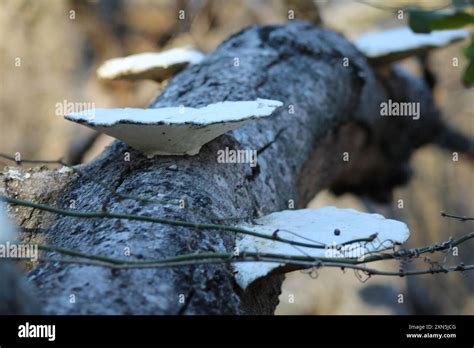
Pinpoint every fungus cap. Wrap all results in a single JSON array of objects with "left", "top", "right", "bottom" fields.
[
  {"left": 354, "top": 27, "right": 469, "bottom": 65},
  {"left": 233, "top": 207, "right": 410, "bottom": 289},
  {"left": 65, "top": 99, "right": 283, "bottom": 156},
  {"left": 97, "top": 47, "right": 205, "bottom": 81}
]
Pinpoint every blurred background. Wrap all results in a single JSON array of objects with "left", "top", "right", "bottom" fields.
[{"left": 0, "top": 0, "right": 472, "bottom": 314}]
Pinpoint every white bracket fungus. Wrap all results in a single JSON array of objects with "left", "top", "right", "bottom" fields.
[
  {"left": 354, "top": 27, "right": 469, "bottom": 65},
  {"left": 97, "top": 47, "right": 205, "bottom": 82},
  {"left": 65, "top": 99, "right": 283, "bottom": 156},
  {"left": 233, "top": 207, "right": 410, "bottom": 289}
]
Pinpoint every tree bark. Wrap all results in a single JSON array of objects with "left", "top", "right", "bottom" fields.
[{"left": 1, "top": 21, "right": 461, "bottom": 314}]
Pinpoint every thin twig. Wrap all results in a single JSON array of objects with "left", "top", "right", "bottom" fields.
[
  {"left": 34, "top": 255, "right": 474, "bottom": 278},
  {"left": 3, "top": 194, "right": 474, "bottom": 262},
  {"left": 441, "top": 211, "right": 474, "bottom": 222},
  {"left": 26, "top": 231, "right": 474, "bottom": 276},
  {"left": 1, "top": 195, "right": 357, "bottom": 250}
]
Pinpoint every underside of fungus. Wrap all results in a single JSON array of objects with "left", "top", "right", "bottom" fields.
[
  {"left": 64, "top": 99, "right": 283, "bottom": 156},
  {"left": 233, "top": 207, "right": 410, "bottom": 289}
]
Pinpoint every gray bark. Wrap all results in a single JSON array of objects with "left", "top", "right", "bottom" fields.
[{"left": 2, "top": 21, "right": 457, "bottom": 314}]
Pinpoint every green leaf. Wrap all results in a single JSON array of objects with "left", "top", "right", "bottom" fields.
[
  {"left": 463, "top": 59, "right": 474, "bottom": 86},
  {"left": 408, "top": 9, "right": 474, "bottom": 33},
  {"left": 463, "top": 40, "right": 474, "bottom": 86},
  {"left": 464, "top": 40, "right": 474, "bottom": 58}
]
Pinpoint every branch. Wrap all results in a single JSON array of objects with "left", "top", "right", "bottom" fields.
[
  {"left": 441, "top": 211, "right": 474, "bottom": 222},
  {"left": 0, "top": 195, "right": 377, "bottom": 250},
  {"left": 31, "top": 241, "right": 474, "bottom": 278},
  {"left": 5, "top": 216, "right": 471, "bottom": 280},
  {"left": 33, "top": 228, "right": 472, "bottom": 267}
]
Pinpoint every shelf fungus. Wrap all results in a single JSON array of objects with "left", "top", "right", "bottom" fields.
[
  {"left": 354, "top": 27, "right": 469, "bottom": 65},
  {"left": 97, "top": 47, "right": 205, "bottom": 82},
  {"left": 233, "top": 207, "right": 410, "bottom": 289},
  {"left": 64, "top": 99, "right": 283, "bottom": 156}
]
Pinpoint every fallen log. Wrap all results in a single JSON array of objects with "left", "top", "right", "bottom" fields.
[{"left": 2, "top": 21, "right": 470, "bottom": 314}]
